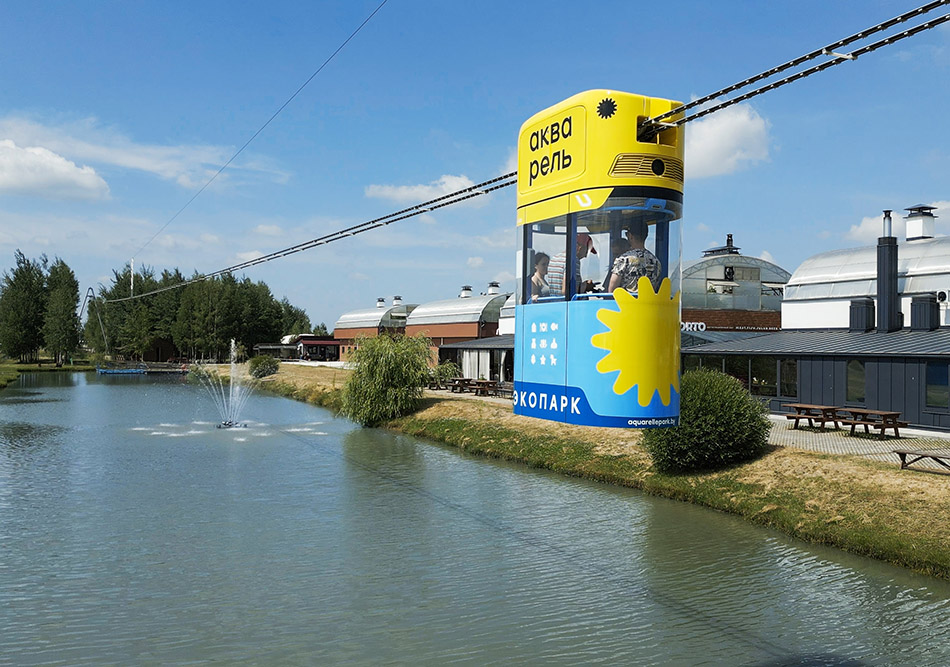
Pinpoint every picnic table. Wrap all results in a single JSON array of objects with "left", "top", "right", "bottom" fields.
[
  {"left": 837, "top": 407, "right": 907, "bottom": 440},
  {"left": 474, "top": 379, "right": 498, "bottom": 396},
  {"left": 450, "top": 378, "right": 474, "bottom": 393},
  {"left": 782, "top": 403, "right": 842, "bottom": 430}
]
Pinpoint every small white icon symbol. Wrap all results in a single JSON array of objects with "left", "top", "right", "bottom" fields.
[{"left": 575, "top": 193, "right": 592, "bottom": 207}]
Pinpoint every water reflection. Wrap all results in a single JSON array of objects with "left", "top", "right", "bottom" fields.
[{"left": 1, "top": 374, "right": 949, "bottom": 665}]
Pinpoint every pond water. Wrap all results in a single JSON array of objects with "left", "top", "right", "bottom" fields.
[{"left": 2, "top": 372, "right": 949, "bottom": 665}]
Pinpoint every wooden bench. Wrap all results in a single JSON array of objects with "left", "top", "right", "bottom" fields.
[
  {"left": 894, "top": 448, "right": 950, "bottom": 473},
  {"left": 838, "top": 418, "right": 909, "bottom": 439}
]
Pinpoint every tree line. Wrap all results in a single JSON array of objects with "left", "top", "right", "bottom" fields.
[
  {"left": 0, "top": 251, "right": 82, "bottom": 364},
  {"left": 0, "top": 251, "right": 323, "bottom": 364},
  {"left": 84, "top": 265, "right": 322, "bottom": 362}
]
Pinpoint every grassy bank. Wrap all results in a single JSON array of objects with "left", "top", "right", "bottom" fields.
[
  {"left": 0, "top": 359, "right": 97, "bottom": 389},
  {"left": 256, "top": 364, "right": 950, "bottom": 579}
]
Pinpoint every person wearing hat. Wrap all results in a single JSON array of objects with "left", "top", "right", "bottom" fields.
[{"left": 548, "top": 232, "right": 597, "bottom": 296}]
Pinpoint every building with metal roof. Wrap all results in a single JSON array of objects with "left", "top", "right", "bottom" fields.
[
  {"left": 681, "top": 207, "right": 950, "bottom": 431},
  {"left": 333, "top": 296, "right": 417, "bottom": 360},
  {"left": 405, "top": 283, "right": 511, "bottom": 379},
  {"left": 783, "top": 205, "right": 948, "bottom": 328},
  {"left": 682, "top": 234, "right": 791, "bottom": 331}
]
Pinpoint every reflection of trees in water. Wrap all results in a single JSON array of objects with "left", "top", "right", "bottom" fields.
[{"left": 15, "top": 372, "right": 80, "bottom": 389}]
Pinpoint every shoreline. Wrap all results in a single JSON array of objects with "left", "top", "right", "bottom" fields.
[{"left": 260, "top": 364, "right": 950, "bottom": 581}]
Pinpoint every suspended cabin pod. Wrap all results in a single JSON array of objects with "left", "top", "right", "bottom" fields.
[{"left": 514, "top": 90, "right": 685, "bottom": 427}]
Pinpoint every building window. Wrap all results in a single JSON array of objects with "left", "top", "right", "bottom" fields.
[
  {"left": 926, "top": 362, "right": 949, "bottom": 409},
  {"left": 846, "top": 359, "right": 866, "bottom": 403},
  {"left": 700, "top": 355, "right": 725, "bottom": 373},
  {"left": 779, "top": 358, "right": 798, "bottom": 398},
  {"left": 750, "top": 357, "right": 777, "bottom": 397},
  {"left": 724, "top": 356, "right": 749, "bottom": 389}
]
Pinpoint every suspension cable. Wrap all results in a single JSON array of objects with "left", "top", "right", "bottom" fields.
[
  {"left": 130, "top": 0, "right": 390, "bottom": 261},
  {"left": 103, "top": 172, "right": 517, "bottom": 304},
  {"left": 99, "top": 2, "right": 950, "bottom": 306},
  {"left": 639, "top": 1, "right": 950, "bottom": 139}
]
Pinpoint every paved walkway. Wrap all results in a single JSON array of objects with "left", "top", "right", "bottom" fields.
[{"left": 767, "top": 415, "right": 950, "bottom": 472}]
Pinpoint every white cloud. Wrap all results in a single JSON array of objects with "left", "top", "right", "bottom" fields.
[
  {"left": 0, "top": 115, "right": 286, "bottom": 189},
  {"left": 350, "top": 272, "right": 370, "bottom": 281},
  {"left": 365, "top": 174, "right": 482, "bottom": 205},
  {"left": 235, "top": 250, "right": 264, "bottom": 262},
  {"left": 694, "top": 222, "right": 711, "bottom": 233},
  {"left": 502, "top": 147, "right": 517, "bottom": 174},
  {"left": 254, "top": 224, "right": 283, "bottom": 236},
  {"left": 0, "top": 139, "right": 109, "bottom": 200},
  {"left": 685, "top": 103, "right": 770, "bottom": 179},
  {"left": 759, "top": 250, "right": 775, "bottom": 263},
  {"left": 845, "top": 201, "right": 950, "bottom": 243},
  {"left": 467, "top": 256, "right": 484, "bottom": 268}
]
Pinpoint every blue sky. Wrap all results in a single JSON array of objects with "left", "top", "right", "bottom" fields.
[{"left": 1, "top": 1, "right": 948, "bottom": 328}]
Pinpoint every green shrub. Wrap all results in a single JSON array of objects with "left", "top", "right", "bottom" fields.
[
  {"left": 642, "top": 368, "right": 770, "bottom": 473},
  {"left": 342, "top": 334, "right": 432, "bottom": 427},
  {"left": 434, "top": 360, "right": 461, "bottom": 384},
  {"left": 248, "top": 355, "right": 280, "bottom": 379}
]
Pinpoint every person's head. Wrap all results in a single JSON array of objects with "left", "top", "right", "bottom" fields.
[
  {"left": 624, "top": 220, "right": 649, "bottom": 248},
  {"left": 609, "top": 237, "right": 627, "bottom": 258},
  {"left": 575, "top": 233, "right": 597, "bottom": 259},
  {"left": 534, "top": 252, "right": 550, "bottom": 276}
]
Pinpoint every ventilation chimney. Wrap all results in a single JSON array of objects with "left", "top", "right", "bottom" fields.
[
  {"left": 392, "top": 295, "right": 403, "bottom": 306},
  {"left": 376, "top": 297, "right": 386, "bottom": 309},
  {"left": 849, "top": 298, "right": 875, "bottom": 332},
  {"left": 911, "top": 294, "right": 939, "bottom": 331},
  {"left": 459, "top": 285, "right": 473, "bottom": 298},
  {"left": 905, "top": 204, "right": 937, "bottom": 241},
  {"left": 877, "top": 210, "right": 902, "bottom": 332},
  {"left": 487, "top": 281, "right": 500, "bottom": 295}
]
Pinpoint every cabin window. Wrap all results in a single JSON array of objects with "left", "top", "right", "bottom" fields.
[
  {"left": 521, "top": 216, "right": 568, "bottom": 304},
  {"left": 926, "top": 361, "right": 949, "bottom": 409}
]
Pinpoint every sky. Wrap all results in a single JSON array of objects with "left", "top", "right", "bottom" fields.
[{"left": 1, "top": 0, "right": 948, "bottom": 329}]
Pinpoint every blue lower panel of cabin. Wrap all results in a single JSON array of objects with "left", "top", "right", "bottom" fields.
[
  {"left": 514, "top": 295, "right": 680, "bottom": 428},
  {"left": 513, "top": 381, "right": 679, "bottom": 427}
]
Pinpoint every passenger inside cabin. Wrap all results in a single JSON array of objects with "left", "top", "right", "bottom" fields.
[
  {"left": 548, "top": 233, "right": 596, "bottom": 296},
  {"left": 607, "top": 220, "right": 662, "bottom": 295},
  {"left": 531, "top": 252, "right": 552, "bottom": 301}
]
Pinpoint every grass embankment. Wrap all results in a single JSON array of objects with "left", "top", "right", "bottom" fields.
[
  {"left": 0, "top": 359, "right": 97, "bottom": 389},
  {"left": 262, "top": 364, "right": 950, "bottom": 580}
]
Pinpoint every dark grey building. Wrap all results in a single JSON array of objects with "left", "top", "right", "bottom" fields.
[{"left": 683, "top": 328, "right": 950, "bottom": 431}]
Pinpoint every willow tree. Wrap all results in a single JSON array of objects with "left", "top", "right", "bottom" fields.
[{"left": 342, "top": 334, "right": 433, "bottom": 427}]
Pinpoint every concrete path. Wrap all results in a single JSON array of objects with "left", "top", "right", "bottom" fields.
[{"left": 768, "top": 415, "right": 950, "bottom": 473}]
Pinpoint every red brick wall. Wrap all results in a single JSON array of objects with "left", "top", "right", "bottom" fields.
[{"left": 681, "top": 309, "right": 781, "bottom": 331}]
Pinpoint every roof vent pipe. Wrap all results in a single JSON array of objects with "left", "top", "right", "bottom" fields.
[
  {"left": 487, "top": 281, "right": 500, "bottom": 295},
  {"left": 392, "top": 295, "right": 403, "bottom": 306},
  {"left": 459, "top": 285, "right": 473, "bottom": 298},
  {"left": 376, "top": 297, "right": 386, "bottom": 309},
  {"left": 877, "top": 210, "right": 901, "bottom": 332}
]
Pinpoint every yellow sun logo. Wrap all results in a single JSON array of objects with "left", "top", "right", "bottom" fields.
[{"left": 591, "top": 277, "right": 681, "bottom": 407}]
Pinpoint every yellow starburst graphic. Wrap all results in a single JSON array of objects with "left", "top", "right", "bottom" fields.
[{"left": 591, "top": 277, "right": 681, "bottom": 407}]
